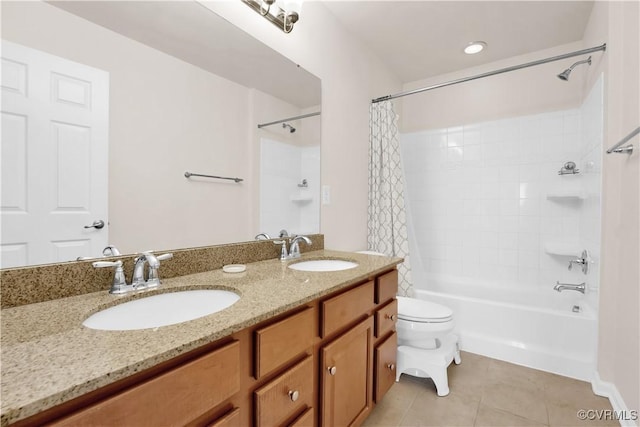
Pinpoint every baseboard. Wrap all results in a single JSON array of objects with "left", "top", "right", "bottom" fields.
[{"left": 592, "top": 371, "right": 638, "bottom": 427}]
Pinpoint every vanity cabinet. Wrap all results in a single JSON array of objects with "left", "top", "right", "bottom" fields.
[
  {"left": 320, "top": 317, "right": 374, "bottom": 427},
  {"left": 14, "top": 268, "right": 399, "bottom": 427},
  {"left": 50, "top": 341, "right": 241, "bottom": 427}
]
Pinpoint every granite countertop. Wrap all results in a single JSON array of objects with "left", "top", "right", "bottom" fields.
[{"left": 0, "top": 250, "right": 401, "bottom": 426}]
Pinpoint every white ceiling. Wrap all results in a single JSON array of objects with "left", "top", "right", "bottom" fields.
[
  {"left": 321, "top": 1, "right": 595, "bottom": 83},
  {"left": 48, "top": 1, "right": 595, "bottom": 104},
  {"left": 49, "top": 1, "right": 321, "bottom": 108}
]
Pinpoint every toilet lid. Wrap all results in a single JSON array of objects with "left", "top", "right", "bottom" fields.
[{"left": 397, "top": 296, "right": 453, "bottom": 323}]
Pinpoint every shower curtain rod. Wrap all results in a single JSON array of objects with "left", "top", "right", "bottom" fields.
[
  {"left": 371, "top": 43, "right": 607, "bottom": 104},
  {"left": 257, "top": 111, "right": 321, "bottom": 128}
]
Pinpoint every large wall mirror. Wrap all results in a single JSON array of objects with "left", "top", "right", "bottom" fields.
[{"left": 1, "top": 1, "right": 321, "bottom": 268}]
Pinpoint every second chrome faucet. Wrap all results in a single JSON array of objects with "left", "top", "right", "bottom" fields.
[{"left": 274, "top": 235, "right": 312, "bottom": 261}]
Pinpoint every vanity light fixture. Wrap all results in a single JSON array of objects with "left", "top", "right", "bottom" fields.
[
  {"left": 464, "top": 41, "right": 487, "bottom": 55},
  {"left": 242, "top": 0, "right": 303, "bottom": 33}
]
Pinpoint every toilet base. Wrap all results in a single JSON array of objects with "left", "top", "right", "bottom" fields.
[{"left": 396, "top": 334, "right": 461, "bottom": 397}]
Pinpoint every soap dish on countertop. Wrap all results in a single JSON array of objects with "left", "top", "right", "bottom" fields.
[{"left": 223, "top": 264, "right": 246, "bottom": 273}]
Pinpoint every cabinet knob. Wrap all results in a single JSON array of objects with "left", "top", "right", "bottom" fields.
[
  {"left": 385, "top": 313, "right": 397, "bottom": 321},
  {"left": 387, "top": 363, "right": 395, "bottom": 371},
  {"left": 288, "top": 390, "right": 299, "bottom": 402},
  {"left": 327, "top": 366, "right": 337, "bottom": 376}
]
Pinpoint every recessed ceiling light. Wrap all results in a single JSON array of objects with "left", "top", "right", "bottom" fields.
[{"left": 464, "top": 41, "right": 487, "bottom": 55}]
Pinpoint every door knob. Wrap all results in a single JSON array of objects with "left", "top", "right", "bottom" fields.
[
  {"left": 84, "top": 220, "right": 105, "bottom": 229},
  {"left": 327, "top": 366, "right": 337, "bottom": 376}
]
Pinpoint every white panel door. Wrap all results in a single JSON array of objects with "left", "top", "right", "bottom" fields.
[{"left": 1, "top": 40, "right": 109, "bottom": 268}]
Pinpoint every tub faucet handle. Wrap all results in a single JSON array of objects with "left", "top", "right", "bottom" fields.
[{"left": 568, "top": 250, "right": 590, "bottom": 274}]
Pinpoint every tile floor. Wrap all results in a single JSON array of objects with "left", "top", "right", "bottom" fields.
[{"left": 363, "top": 351, "right": 618, "bottom": 427}]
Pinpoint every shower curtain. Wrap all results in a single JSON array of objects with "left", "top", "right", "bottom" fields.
[{"left": 368, "top": 101, "right": 413, "bottom": 296}]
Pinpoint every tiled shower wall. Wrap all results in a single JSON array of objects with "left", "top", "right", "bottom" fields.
[
  {"left": 401, "top": 76, "right": 603, "bottom": 291},
  {"left": 260, "top": 138, "right": 320, "bottom": 237}
]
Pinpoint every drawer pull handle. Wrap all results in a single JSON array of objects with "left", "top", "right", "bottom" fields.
[
  {"left": 387, "top": 363, "right": 395, "bottom": 371},
  {"left": 385, "top": 313, "right": 397, "bottom": 321},
  {"left": 327, "top": 366, "right": 337, "bottom": 376},
  {"left": 288, "top": 390, "right": 300, "bottom": 402}
]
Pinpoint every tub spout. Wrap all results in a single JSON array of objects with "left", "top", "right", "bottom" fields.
[{"left": 554, "top": 281, "right": 586, "bottom": 294}]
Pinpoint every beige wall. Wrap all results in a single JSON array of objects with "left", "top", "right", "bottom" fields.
[
  {"left": 585, "top": 0, "right": 640, "bottom": 413},
  {"left": 201, "top": 2, "right": 402, "bottom": 251},
  {"left": 399, "top": 42, "right": 584, "bottom": 132}
]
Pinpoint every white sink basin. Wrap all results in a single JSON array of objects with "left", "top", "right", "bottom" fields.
[
  {"left": 83, "top": 289, "right": 240, "bottom": 331},
  {"left": 288, "top": 259, "right": 358, "bottom": 272}
]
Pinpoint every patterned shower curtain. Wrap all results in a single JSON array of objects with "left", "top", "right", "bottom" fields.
[{"left": 368, "top": 101, "right": 413, "bottom": 296}]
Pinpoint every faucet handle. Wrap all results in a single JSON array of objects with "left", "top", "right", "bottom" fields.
[
  {"left": 274, "top": 240, "right": 289, "bottom": 261},
  {"left": 147, "top": 253, "right": 173, "bottom": 288},
  {"left": 93, "top": 260, "right": 130, "bottom": 294},
  {"left": 568, "top": 249, "right": 590, "bottom": 274},
  {"left": 156, "top": 253, "right": 173, "bottom": 262}
]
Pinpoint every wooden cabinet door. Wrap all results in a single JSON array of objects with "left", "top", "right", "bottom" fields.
[
  {"left": 320, "top": 317, "right": 373, "bottom": 427},
  {"left": 374, "top": 332, "right": 397, "bottom": 402}
]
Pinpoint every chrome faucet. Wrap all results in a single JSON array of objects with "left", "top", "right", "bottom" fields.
[
  {"left": 273, "top": 235, "right": 312, "bottom": 261},
  {"left": 93, "top": 251, "right": 173, "bottom": 294},
  {"left": 289, "top": 235, "right": 312, "bottom": 258},
  {"left": 553, "top": 281, "right": 586, "bottom": 294},
  {"left": 132, "top": 252, "right": 173, "bottom": 289},
  {"left": 279, "top": 229, "right": 290, "bottom": 238},
  {"left": 255, "top": 233, "right": 272, "bottom": 240},
  {"left": 102, "top": 245, "right": 121, "bottom": 256}
]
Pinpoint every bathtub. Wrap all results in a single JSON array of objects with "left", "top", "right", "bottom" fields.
[{"left": 414, "top": 278, "right": 598, "bottom": 381}]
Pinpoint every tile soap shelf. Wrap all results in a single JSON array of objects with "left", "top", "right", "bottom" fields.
[
  {"left": 544, "top": 241, "right": 582, "bottom": 257},
  {"left": 546, "top": 190, "right": 586, "bottom": 200}
]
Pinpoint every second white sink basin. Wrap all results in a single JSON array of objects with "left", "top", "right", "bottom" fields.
[
  {"left": 288, "top": 259, "right": 358, "bottom": 272},
  {"left": 83, "top": 289, "right": 240, "bottom": 331}
]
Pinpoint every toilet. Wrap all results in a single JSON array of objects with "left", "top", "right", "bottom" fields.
[
  {"left": 395, "top": 296, "right": 461, "bottom": 396},
  {"left": 357, "top": 250, "right": 461, "bottom": 396}
]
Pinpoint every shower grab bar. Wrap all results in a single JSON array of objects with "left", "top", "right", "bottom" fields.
[
  {"left": 184, "top": 171, "right": 243, "bottom": 183},
  {"left": 606, "top": 126, "right": 639, "bottom": 155}
]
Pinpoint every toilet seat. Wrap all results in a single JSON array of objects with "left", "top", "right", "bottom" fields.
[{"left": 397, "top": 296, "right": 453, "bottom": 323}]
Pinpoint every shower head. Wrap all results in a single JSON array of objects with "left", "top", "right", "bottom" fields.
[
  {"left": 557, "top": 56, "right": 592, "bottom": 81},
  {"left": 282, "top": 122, "right": 296, "bottom": 133}
]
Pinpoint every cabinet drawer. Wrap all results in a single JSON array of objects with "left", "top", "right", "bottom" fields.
[
  {"left": 255, "top": 307, "right": 315, "bottom": 379},
  {"left": 52, "top": 341, "right": 240, "bottom": 427},
  {"left": 375, "top": 298, "right": 397, "bottom": 338},
  {"left": 375, "top": 332, "right": 397, "bottom": 402},
  {"left": 254, "top": 356, "right": 314, "bottom": 427},
  {"left": 322, "top": 281, "right": 374, "bottom": 337},
  {"left": 207, "top": 407, "right": 240, "bottom": 427},
  {"left": 289, "top": 407, "right": 314, "bottom": 427},
  {"left": 376, "top": 270, "right": 398, "bottom": 304}
]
